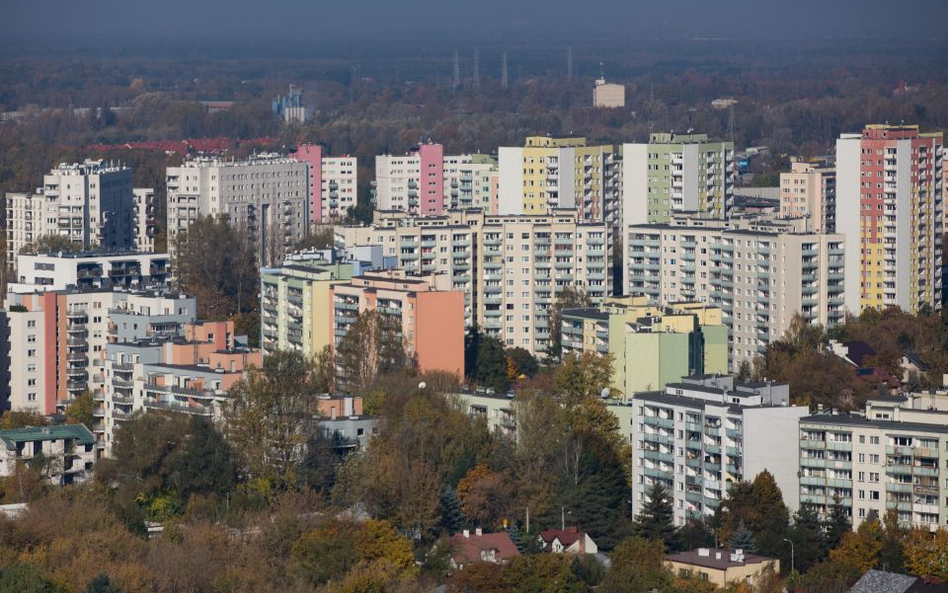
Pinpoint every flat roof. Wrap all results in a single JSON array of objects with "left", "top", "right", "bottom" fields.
[
  {"left": 0, "top": 424, "right": 95, "bottom": 449},
  {"left": 666, "top": 549, "right": 774, "bottom": 570},
  {"left": 802, "top": 413, "right": 948, "bottom": 435}
]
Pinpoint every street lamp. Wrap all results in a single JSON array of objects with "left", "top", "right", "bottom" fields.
[{"left": 783, "top": 538, "right": 794, "bottom": 573}]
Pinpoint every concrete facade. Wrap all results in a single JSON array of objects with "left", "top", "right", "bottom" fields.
[
  {"left": 166, "top": 154, "right": 309, "bottom": 266},
  {"left": 779, "top": 159, "right": 836, "bottom": 232},
  {"left": 9, "top": 252, "right": 170, "bottom": 294},
  {"left": 624, "top": 215, "right": 845, "bottom": 368},
  {"left": 294, "top": 144, "right": 358, "bottom": 223},
  {"left": 836, "top": 124, "right": 943, "bottom": 313}
]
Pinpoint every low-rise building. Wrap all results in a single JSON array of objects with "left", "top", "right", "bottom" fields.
[
  {"left": 620, "top": 375, "right": 807, "bottom": 525},
  {"left": 538, "top": 527, "right": 598, "bottom": 554},
  {"left": 562, "top": 296, "right": 728, "bottom": 395},
  {"left": 9, "top": 252, "right": 170, "bottom": 294},
  {"left": 665, "top": 548, "right": 778, "bottom": 587},
  {"left": 0, "top": 424, "right": 96, "bottom": 485},
  {"left": 450, "top": 529, "right": 520, "bottom": 568}
]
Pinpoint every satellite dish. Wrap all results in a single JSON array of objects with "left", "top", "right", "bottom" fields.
[
  {"left": 600, "top": 388, "right": 611, "bottom": 399},
  {"left": 418, "top": 382, "right": 427, "bottom": 390}
]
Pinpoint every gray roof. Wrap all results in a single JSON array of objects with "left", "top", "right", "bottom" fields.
[{"left": 849, "top": 570, "right": 918, "bottom": 593}]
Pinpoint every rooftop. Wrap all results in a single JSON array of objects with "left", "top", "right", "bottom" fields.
[
  {"left": 0, "top": 424, "right": 95, "bottom": 449},
  {"left": 666, "top": 548, "right": 774, "bottom": 570}
]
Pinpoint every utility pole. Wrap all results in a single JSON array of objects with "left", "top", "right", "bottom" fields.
[
  {"left": 501, "top": 52, "right": 509, "bottom": 89},
  {"left": 453, "top": 51, "right": 460, "bottom": 91},
  {"left": 727, "top": 103, "right": 736, "bottom": 145},
  {"left": 783, "top": 538, "right": 795, "bottom": 573}
]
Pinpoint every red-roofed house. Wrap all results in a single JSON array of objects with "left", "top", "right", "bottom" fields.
[
  {"left": 450, "top": 529, "right": 520, "bottom": 569},
  {"left": 538, "top": 527, "right": 598, "bottom": 555}
]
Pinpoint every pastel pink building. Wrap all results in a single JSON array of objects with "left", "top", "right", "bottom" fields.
[
  {"left": 330, "top": 271, "right": 464, "bottom": 377},
  {"left": 294, "top": 144, "right": 359, "bottom": 224},
  {"left": 418, "top": 143, "right": 444, "bottom": 216}
]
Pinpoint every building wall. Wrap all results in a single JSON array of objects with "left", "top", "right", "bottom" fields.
[
  {"left": 415, "top": 291, "right": 464, "bottom": 377},
  {"left": 166, "top": 155, "right": 309, "bottom": 266}
]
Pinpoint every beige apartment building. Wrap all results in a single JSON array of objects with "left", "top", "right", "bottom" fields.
[
  {"left": 625, "top": 214, "right": 845, "bottom": 367},
  {"left": 800, "top": 395, "right": 948, "bottom": 530},
  {"left": 166, "top": 154, "right": 309, "bottom": 266},
  {"left": 779, "top": 159, "right": 836, "bottom": 232},
  {"left": 335, "top": 209, "right": 610, "bottom": 355},
  {"left": 6, "top": 160, "right": 148, "bottom": 270}
]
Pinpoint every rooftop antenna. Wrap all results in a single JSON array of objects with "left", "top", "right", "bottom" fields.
[
  {"left": 453, "top": 51, "right": 460, "bottom": 91},
  {"left": 473, "top": 48, "right": 480, "bottom": 88},
  {"left": 648, "top": 83, "right": 655, "bottom": 133},
  {"left": 501, "top": 52, "right": 509, "bottom": 89},
  {"left": 567, "top": 46, "right": 573, "bottom": 79},
  {"left": 599, "top": 61, "right": 605, "bottom": 79}
]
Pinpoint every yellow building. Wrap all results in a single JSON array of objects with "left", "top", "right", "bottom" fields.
[
  {"left": 665, "top": 549, "right": 779, "bottom": 588},
  {"left": 561, "top": 297, "right": 728, "bottom": 396},
  {"left": 498, "top": 136, "right": 619, "bottom": 229}
]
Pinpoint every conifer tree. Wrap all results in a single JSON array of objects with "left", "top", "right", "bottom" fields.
[
  {"left": 728, "top": 520, "right": 756, "bottom": 552},
  {"left": 632, "top": 483, "right": 676, "bottom": 549}
]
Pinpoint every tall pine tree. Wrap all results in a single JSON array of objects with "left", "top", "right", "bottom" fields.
[
  {"left": 632, "top": 483, "right": 676, "bottom": 550},
  {"left": 824, "top": 492, "right": 851, "bottom": 551}
]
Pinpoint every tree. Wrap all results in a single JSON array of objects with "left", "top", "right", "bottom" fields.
[
  {"left": 336, "top": 310, "right": 409, "bottom": 393},
  {"left": 677, "top": 517, "right": 715, "bottom": 551},
  {"left": 903, "top": 528, "right": 948, "bottom": 581},
  {"left": 226, "top": 350, "right": 321, "bottom": 489},
  {"left": 504, "top": 554, "right": 586, "bottom": 593},
  {"left": 167, "top": 415, "right": 237, "bottom": 501},
  {"left": 824, "top": 492, "right": 851, "bottom": 551},
  {"left": 728, "top": 521, "right": 756, "bottom": 552},
  {"left": 547, "top": 287, "right": 591, "bottom": 362},
  {"left": 599, "top": 537, "right": 672, "bottom": 593},
  {"left": 0, "top": 564, "right": 53, "bottom": 593},
  {"left": 298, "top": 430, "right": 350, "bottom": 495},
  {"left": 829, "top": 518, "right": 882, "bottom": 574},
  {"left": 455, "top": 464, "right": 515, "bottom": 529},
  {"left": 506, "top": 347, "right": 539, "bottom": 380},
  {"left": 475, "top": 334, "right": 510, "bottom": 392},
  {"left": 555, "top": 352, "right": 614, "bottom": 401},
  {"left": 173, "top": 215, "right": 259, "bottom": 342},
  {"left": 787, "top": 503, "right": 828, "bottom": 573},
  {"left": 20, "top": 233, "right": 82, "bottom": 255},
  {"left": 439, "top": 487, "right": 468, "bottom": 534},
  {"left": 64, "top": 390, "right": 94, "bottom": 427},
  {"left": 632, "top": 483, "right": 677, "bottom": 549},
  {"left": 0, "top": 410, "right": 47, "bottom": 429},
  {"left": 84, "top": 574, "right": 121, "bottom": 593}
]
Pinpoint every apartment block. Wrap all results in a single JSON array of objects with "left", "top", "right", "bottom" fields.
[
  {"left": 375, "top": 145, "right": 498, "bottom": 215},
  {"left": 9, "top": 252, "right": 170, "bottom": 294},
  {"left": 101, "top": 319, "right": 258, "bottom": 454},
  {"left": 443, "top": 154, "right": 499, "bottom": 212},
  {"left": 260, "top": 261, "right": 355, "bottom": 357},
  {"left": 498, "top": 136, "right": 620, "bottom": 231},
  {"left": 616, "top": 375, "right": 807, "bottom": 525},
  {"left": 5, "top": 160, "right": 150, "bottom": 269},
  {"left": 0, "top": 424, "right": 96, "bottom": 485},
  {"left": 800, "top": 397, "right": 948, "bottom": 529},
  {"left": 836, "top": 124, "right": 944, "bottom": 313},
  {"left": 779, "top": 159, "right": 836, "bottom": 232},
  {"left": 331, "top": 271, "right": 464, "bottom": 377},
  {"left": 294, "top": 144, "right": 358, "bottom": 223},
  {"left": 625, "top": 215, "right": 845, "bottom": 367},
  {"left": 132, "top": 188, "right": 158, "bottom": 251},
  {"left": 166, "top": 154, "right": 309, "bottom": 265},
  {"left": 622, "top": 133, "right": 735, "bottom": 227},
  {"left": 374, "top": 143, "right": 445, "bottom": 215},
  {"left": 562, "top": 296, "right": 728, "bottom": 396},
  {"left": 336, "top": 209, "right": 611, "bottom": 355},
  {"left": 5, "top": 289, "right": 196, "bottom": 417}
]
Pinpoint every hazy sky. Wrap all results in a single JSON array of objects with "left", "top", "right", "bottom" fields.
[{"left": 4, "top": 0, "right": 947, "bottom": 44}]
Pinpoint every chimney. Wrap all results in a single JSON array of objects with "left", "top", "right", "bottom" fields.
[
  {"left": 715, "top": 552, "right": 722, "bottom": 560},
  {"left": 462, "top": 529, "right": 470, "bottom": 538},
  {"left": 475, "top": 527, "right": 483, "bottom": 536},
  {"left": 698, "top": 548, "right": 710, "bottom": 557}
]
